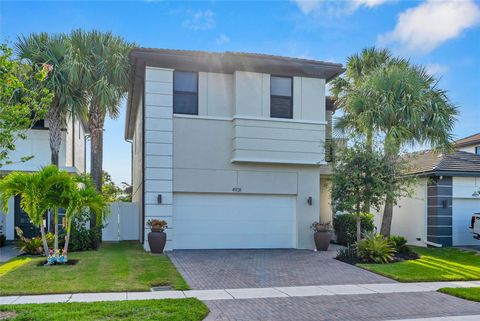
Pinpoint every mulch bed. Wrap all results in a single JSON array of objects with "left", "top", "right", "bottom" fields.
[
  {"left": 37, "top": 259, "right": 79, "bottom": 266},
  {"left": 336, "top": 251, "right": 419, "bottom": 265}
]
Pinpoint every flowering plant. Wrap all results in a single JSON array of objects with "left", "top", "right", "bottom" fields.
[
  {"left": 310, "top": 221, "right": 333, "bottom": 233},
  {"left": 147, "top": 219, "right": 168, "bottom": 232}
]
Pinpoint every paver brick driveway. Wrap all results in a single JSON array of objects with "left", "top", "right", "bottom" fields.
[{"left": 168, "top": 247, "right": 393, "bottom": 289}]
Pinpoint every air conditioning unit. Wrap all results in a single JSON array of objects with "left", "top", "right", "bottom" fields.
[{"left": 471, "top": 214, "right": 480, "bottom": 240}]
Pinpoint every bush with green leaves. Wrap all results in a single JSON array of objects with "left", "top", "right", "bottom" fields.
[
  {"left": 336, "top": 244, "right": 357, "bottom": 259},
  {"left": 333, "top": 213, "right": 374, "bottom": 246},
  {"left": 15, "top": 227, "right": 55, "bottom": 255},
  {"left": 61, "top": 210, "right": 102, "bottom": 252},
  {"left": 389, "top": 235, "right": 410, "bottom": 254},
  {"left": 357, "top": 232, "right": 396, "bottom": 264}
]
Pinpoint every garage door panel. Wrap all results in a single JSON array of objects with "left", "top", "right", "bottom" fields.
[
  {"left": 174, "top": 206, "right": 294, "bottom": 221},
  {"left": 173, "top": 193, "right": 296, "bottom": 249},
  {"left": 453, "top": 198, "right": 480, "bottom": 246},
  {"left": 174, "top": 233, "right": 294, "bottom": 249}
]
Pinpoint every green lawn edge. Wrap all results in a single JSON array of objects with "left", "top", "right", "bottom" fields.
[
  {"left": 0, "top": 242, "right": 189, "bottom": 295},
  {"left": 0, "top": 298, "right": 209, "bottom": 321},
  {"left": 356, "top": 247, "right": 480, "bottom": 283},
  {"left": 438, "top": 287, "right": 480, "bottom": 302}
]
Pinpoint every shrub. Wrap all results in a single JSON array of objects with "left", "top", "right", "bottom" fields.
[
  {"left": 389, "top": 235, "right": 410, "bottom": 253},
  {"left": 357, "top": 233, "right": 395, "bottom": 264},
  {"left": 15, "top": 227, "right": 54, "bottom": 255},
  {"left": 336, "top": 244, "right": 357, "bottom": 259},
  {"left": 333, "top": 213, "right": 374, "bottom": 246},
  {"left": 0, "top": 234, "right": 5, "bottom": 247},
  {"left": 63, "top": 210, "right": 101, "bottom": 252}
]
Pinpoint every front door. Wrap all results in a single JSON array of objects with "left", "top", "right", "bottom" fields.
[{"left": 14, "top": 195, "right": 40, "bottom": 238}]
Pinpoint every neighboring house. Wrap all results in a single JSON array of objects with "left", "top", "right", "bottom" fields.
[
  {"left": 125, "top": 48, "right": 344, "bottom": 251},
  {"left": 376, "top": 134, "right": 480, "bottom": 247},
  {"left": 455, "top": 133, "right": 480, "bottom": 155},
  {"left": 0, "top": 117, "right": 88, "bottom": 241}
]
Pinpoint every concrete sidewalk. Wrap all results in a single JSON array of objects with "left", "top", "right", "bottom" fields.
[{"left": 0, "top": 281, "right": 479, "bottom": 305}]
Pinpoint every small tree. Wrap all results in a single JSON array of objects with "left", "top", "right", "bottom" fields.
[
  {"left": 63, "top": 175, "right": 108, "bottom": 258},
  {"left": 0, "top": 166, "right": 107, "bottom": 264},
  {"left": 0, "top": 44, "right": 52, "bottom": 167},
  {"left": 331, "top": 142, "right": 391, "bottom": 246}
]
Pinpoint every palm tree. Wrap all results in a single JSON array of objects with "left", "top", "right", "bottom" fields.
[
  {"left": 0, "top": 166, "right": 72, "bottom": 258},
  {"left": 63, "top": 175, "right": 108, "bottom": 257},
  {"left": 331, "top": 47, "right": 408, "bottom": 149},
  {"left": 69, "top": 30, "right": 133, "bottom": 236},
  {"left": 69, "top": 30, "right": 133, "bottom": 190},
  {"left": 15, "top": 33, "right": 85, "bottom": 166},
  {"left": 358, "top": 63, "right": 457, "bottom": 236}
]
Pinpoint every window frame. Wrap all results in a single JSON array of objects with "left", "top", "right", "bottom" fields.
[
  {"left": 173, "top": 70, "right": 199, "bottom": 115},
  {"left": 270, "top": 75, "right": 293, "bottom": 119},
  {"left": 475, "top": 146, "right": 480, "bottom": 155}
]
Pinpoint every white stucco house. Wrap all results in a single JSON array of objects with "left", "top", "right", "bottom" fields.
[
  {"left": 375, "top": 133, "right": 480, "bottom": 247},
  {"left": 0, "top": 117, "right": 88, "bottom": 240},
  {"left": 125, "top": 48, "right": 344, "bottom": 251}
]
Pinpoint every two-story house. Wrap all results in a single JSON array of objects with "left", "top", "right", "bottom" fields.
[
  {"left": 0, "top": 117, "right": 87, "bottom": 240},
  {"left": 125, "top": 48, "right": 344, "bottom": 251}
]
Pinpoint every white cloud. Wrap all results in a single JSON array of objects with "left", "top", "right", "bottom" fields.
[
  {"left": 293, "top": 0, "right": 388, "bottom": 15},
  {"left": 351, "top": 0, "right": 389, "bottom": 9},
  {"left": 182, "top": 9, "right": 215, "bottom": 31},
  {"left": 215, "top": 33, "right": 230, "bottom": 45},
  {"left": 425, "top": 63, "right": 449, "bottom": 76},
  {"left": 378, "top": 0, "right": 480, "bottom": 53},
  {"left": 294, "top": 0, "right": 322, "bottom": 14}
]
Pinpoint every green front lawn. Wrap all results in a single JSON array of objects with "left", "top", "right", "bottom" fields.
[
  {"left": 0, "top": 242, "right": 188, "bottom": 295},
  {"left": 358, "top": 247, "right": 480, "bottom": 282},
  {"left": 439, "top": 287, "right": 480, "bottom": 302},
  {"left": 0, "top": 298, "right": 208, "bottom": 321}
]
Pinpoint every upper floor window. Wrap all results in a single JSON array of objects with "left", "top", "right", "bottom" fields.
[
  {"left": 476, "top": 146, "right": 480, "bottom": 155},
  {"left": 270, "top": 76, "right": 293, "bottom": 119},
  {"left": 173, "top": 71, "right": 198, "bottom": 115}
]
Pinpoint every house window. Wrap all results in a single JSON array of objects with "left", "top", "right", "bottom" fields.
[
  {"left": 476, "top": 146, "right": 480, "bottom": 155},
  {"left": 173, "top": 71, "right": 198, "bottom": 115},
  {"left": 270, "top": 76, "right": 293, "bottom": 119}
]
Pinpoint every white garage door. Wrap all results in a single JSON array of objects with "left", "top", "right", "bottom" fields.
[
  {"left": 173, "top": 193, "right": 296, "bottom": 249},
  {"left": 453, "top": 198, "right": 480, "bottom": 246}
]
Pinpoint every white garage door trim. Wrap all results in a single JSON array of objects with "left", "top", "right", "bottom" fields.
[
  {"left": 452, "top": 198, "right": 480, "bottom": 246},
  {"left": 173, "top": 193, "right": 297, "bottom": 249}
]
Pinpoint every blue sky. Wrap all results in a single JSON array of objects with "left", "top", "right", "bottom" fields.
[{"left": 1, "top": 0, "right": 479, "bottom": 185}]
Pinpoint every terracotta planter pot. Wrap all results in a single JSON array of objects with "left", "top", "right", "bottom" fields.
[
  {"left": 314, "top": 231, "right": 331, "bottom": 251},
  {"left": 148, "top": 230, "right": 166, "bottom": 254}
]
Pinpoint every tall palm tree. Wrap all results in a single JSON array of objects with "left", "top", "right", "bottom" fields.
[
  {"left": 69, "top": 30, "right": 133, "bottom": 190},
  {"left": 331, "top": 47, "right": 409, "bottom": 213},
  {"left": 358, "top": 63, "right": 457, "bottom": 236},
  {"left": 15, "top": 33, "right": 85, "bottom": 166},
  {"left": 69, "top": 30, "right": 133, "bottom": 236}
]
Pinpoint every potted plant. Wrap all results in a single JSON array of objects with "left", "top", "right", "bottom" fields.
[
  {"left": 310, "top": 221, "right": 333, "bottom": 251},
  {"left": 147, "top": 219, "right": 168, "bottom": 254}
]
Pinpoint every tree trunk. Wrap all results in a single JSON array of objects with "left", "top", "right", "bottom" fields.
[
  {"left": 39, "top": 223, "right": 50, "bottom": 259},
  {"left": 88, "top": 103, "right": 105, "bottom": 247},
  {"left": 63, "top": 218, "right": 72, "bottom": 259},
  {"left": 54, "top": 208, "right": 59, "bottom": 253},
  {"left": 356, "top": 202, "right": 362, "bottom": 244},
  {"left": 380, "top": 195, "right": 394, "bottom": 237},
  {"left": 46, "top": 104, "right": 62, "bottom": 166}
]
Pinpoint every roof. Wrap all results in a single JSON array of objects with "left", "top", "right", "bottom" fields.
[
  {"left": 454, "top": 133, "right": 480, "bottom": 148},
  {"left": 406, "top": 150, "right": 480, "bottom": 176},
  {"left": 125, "top": 48, "right": 345, "bottom": 139}
]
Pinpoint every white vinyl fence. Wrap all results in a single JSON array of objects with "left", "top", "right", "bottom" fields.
[{"left": 102, "top": 202, "right": 140, "bottom": 241}]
